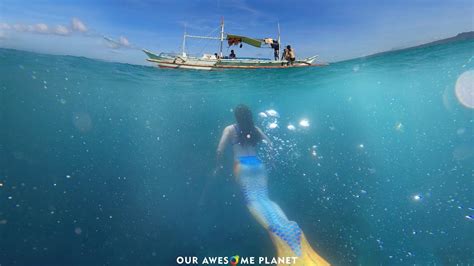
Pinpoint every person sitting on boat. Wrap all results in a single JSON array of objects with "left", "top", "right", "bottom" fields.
[
  {"left": 229, "top": 50, "right": 236, "bottom": 59},
  {"left": 214, "top": 53, "right": 220, "bottom": 60},
  {"left": 286, "top": 45, "right": 296, "bottom": 65}
]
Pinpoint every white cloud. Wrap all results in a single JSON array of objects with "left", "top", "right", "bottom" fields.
[
  {"left": 11, "top": 23, "right": 48, "bottom": 34},
  {"left": 0, "top": 23, "right": 11, "bottom": 30},
  {"left": 35, "top": 23, "right": 49, "bottom": 33},
  {"left": 55, "top": 25, "right": 70, "bottom": 35},
  {"left": 0, "top": 31, "right": 7, "bottom": 40},
  {"left": 104, "top": 35, "right": 132, "bottom": 49},
  {"left": 103, "top": 36, "right": 119, "bottom": 48},
  {"left": 105, "top": 40, "right": 119, "bottom": 49},
  {"left": 6, "top": 21, "right": 73, "bottom": 36},
  {"left": 13, "top": 24, "right": 27, "bottom": 32},
  {"left": 72, "top": 18, "right": 87, "bottom": 32},
  {"left": 119, "top": 36, "right": 130, "bottom": 47},
  {"left": 4, "top": 19, "right": 85, "bottom": 35}
]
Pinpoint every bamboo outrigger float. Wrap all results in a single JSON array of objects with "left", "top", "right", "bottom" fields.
[{"left": 143, "top": 19, "right": 327, "bottom": 70}]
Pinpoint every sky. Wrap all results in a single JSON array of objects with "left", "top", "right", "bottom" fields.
[{"left": 0, "top": 0, "right": 472, "bottom": 65}]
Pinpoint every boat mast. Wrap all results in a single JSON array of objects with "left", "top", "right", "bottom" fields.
[
  {"left": 179, "top": 19, "right": 225, "bottom": 57},
  {"left": 219, "top": 17, "right": 224, "bottom": 58},
  {"left": 182, "top": 25, "right": 187, "bottom": 57},
  {"left": 277, "top": 22, "right": 281, "bottom": 45},
  {"left": 277, "top": 22, "right": 281, "bottom": 59}
]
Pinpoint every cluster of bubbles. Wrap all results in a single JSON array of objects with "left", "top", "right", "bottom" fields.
[
  {"left": 256, "top": 108, "right": 316, "bottom": 171},
  {"left": 258, "top": 109, "right": 310, "bottom": 132}
]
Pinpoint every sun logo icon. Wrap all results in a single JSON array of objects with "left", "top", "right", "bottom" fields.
[{"left": 229, "top": 255, "right": 240, "bottom": 266}]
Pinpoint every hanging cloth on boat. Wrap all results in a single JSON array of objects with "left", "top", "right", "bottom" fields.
[
  {"left": 227, "top": 37, "right": 242, "bottom": 46},
  {"left": 227, "top": 34, "right": 264, "bottom": 48}
]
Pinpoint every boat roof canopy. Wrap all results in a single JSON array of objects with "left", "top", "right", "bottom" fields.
[{"left": 226, "top": 34, "right": 265, "bottom": 48}]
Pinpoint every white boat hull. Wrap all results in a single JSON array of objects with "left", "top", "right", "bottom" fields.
[{"left": 143, "top": 50, "right": 326, "bottom": 70}]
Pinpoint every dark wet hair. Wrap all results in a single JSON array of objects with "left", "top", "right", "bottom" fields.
[
  {"left": 287, "top": 45, "right": 291, "bottom": 49},
  {"left": 234, "top": 104, "right": 262, "bottom": 146}
]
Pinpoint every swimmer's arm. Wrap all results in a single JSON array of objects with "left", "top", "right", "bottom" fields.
[
  {"left": 214, "top": 126, "right": 231, "bottom": 175},
  {"left": 257, "top": 127, "right": 272, "bottom": 146},
  {"left": 217, "top": 126, "right": 231, "bottom": 155}
]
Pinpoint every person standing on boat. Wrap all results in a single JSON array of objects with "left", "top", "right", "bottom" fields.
[
  {"left": 213, "top": 104, "right": 330, "bottom": 266},
  {"left": 229, "top": 50, "right": 236, "bottom": 59},
  {"left": 271, "top": 40, "right": 280, "bottom": 61}
]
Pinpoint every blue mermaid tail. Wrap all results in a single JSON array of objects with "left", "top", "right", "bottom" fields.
[{"left": 234, "top": 156, "right": 330, "bottom": 266}]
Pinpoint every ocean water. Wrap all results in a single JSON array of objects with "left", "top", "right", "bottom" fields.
[{"left": 0, "top": 39, "right": 473, "bottom": 266}]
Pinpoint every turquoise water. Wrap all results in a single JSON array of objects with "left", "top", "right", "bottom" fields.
[{"left": 0, "top": 39, "right": 473, "bottom": 265}]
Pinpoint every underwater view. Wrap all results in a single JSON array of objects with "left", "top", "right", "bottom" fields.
[{"left": 1, "top": 37, "right": 473, "bottom": 265}]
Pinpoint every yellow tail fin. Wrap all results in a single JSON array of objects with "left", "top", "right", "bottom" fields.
[{"left": 268, "top": 231, "right": 330, "bottom": 266}]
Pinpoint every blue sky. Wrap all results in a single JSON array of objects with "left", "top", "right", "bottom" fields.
[{"left": 0, "top": 0, "right": 472, "bottom": 65}]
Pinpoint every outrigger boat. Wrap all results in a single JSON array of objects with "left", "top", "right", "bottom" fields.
[{"left": 143, "top": 19, "right": 327, "bottom": 70}]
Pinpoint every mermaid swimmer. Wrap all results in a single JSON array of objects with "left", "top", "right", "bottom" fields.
[{"left": 214, "top": 104, "right": 330, "bottom": 266}]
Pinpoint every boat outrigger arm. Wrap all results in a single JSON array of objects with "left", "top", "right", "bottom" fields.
[{"left": 143, "top": 18, "right": 328, "bottom": 70}]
